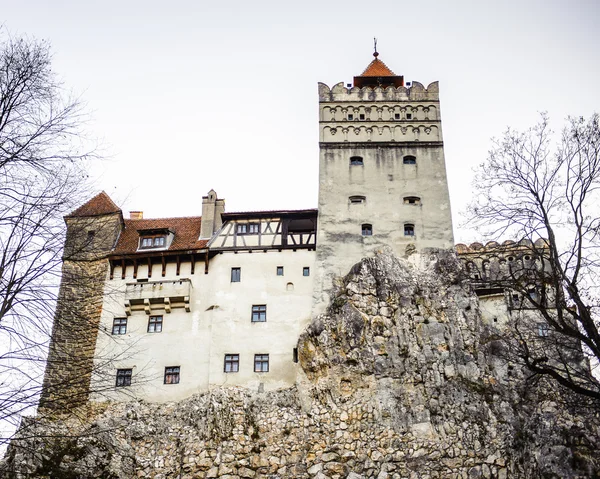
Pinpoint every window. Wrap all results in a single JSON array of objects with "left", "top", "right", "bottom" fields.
[
  {"left": 303, "top": 267, "right": 310, "bottom": 276},
  {"left": 359, "top": 113, "right": 365, "bottom": 120},
  {"left": 362, "top": 224, "right": 373, "bottom": 236},
  {"left": 224, "top": 354, "right": 239, "bottom": 373},
  {"left": 347, "top": 113, "right": 354, "bottom": 120},
  {"left": 140, "top": 234, "right": 167, "bottom": 249},
  {"left": 350, "top": 156, "right": 364, "bottom": 166},
  {"left": 112, "top": 318, "right": 127, "bottom": 335},
  {"left": 404, "top": 224, "right": 415, "bottom": 236},
  {"left": 277, "top": 266, "right": 284, "bottom": 276},
  {"left": 527, "top": 287, "right": 540, "bottom": 303},
  {"left": 293, "top": 348, "right": 298, "bottom": 363},
  {"left": 406, "top": 113, "right": 412, "bottom": 120},
  {"left": 237, "top": 223, "right": 258, "bottom": 235},
  {"left": 164, "top": 366, "right": 180, "bottom": 384},
  {"left": 394, "top": 113, "right": 400, "bottom": 120},
  {"left": 403, "top": 155, "right": 416, "bottom": 165},
  {"left": 148, "top": 315, "right": 163, "bottom": 333},
  {"left": 537, "top": 323, "right": 550, "bottom": 337},
  {"left": 251, "top": 305, "right": 267, "bottom": 322},
  {"left": 254, "top": 354, "right": 269, "bottom": 372},
  {"left": 349, "top": 195, "right": 366, "bottom": 204},
  {"left": 231, "top": 267, "right": 241, "bottom": 282},
  {"left": 116, "top": 368, "right": 132, "bottom": 387},
  {"left": 404, "top": 196, "right": 421, "bottom": 205}
]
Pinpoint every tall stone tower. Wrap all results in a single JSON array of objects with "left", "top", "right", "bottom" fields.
[{"left": 314, "top": 51, "right": 454, "bottom": 309}]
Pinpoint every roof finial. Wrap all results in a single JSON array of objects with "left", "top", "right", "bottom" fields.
[{"left": 373, "top": 37, "right": 379, "bottom": 57}]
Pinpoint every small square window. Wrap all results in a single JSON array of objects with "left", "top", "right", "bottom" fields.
[
  {"left": 347, "top": 114, "right": 354, "bottom": 120},
  {"left": 254, "top": 354, "right": 269, "bottom": 373},
  {"left": 350, "top": 156, "right": 364, "bottom": 166},
  {"left": 224, "top": 354, "right": 240, "bottom": 372},
  {"left": 248, "top": 223, "right": 260, "bottom": 234},
  {"left": 394, "top": 113, "right": 400, "bottom": 120},
  {"left": 537, "top": 324, "right": 550, "bottom": 337},
  {"left": 164, "top": 366, "right": 180, "bottom": 384},
  {"left": 277, "top": 266, "right": 284, "bottom": 276},
  {"left": 303, "top": 267, "right": 310, "bottom": 277},
  {"left": 251, "top": 305, "right": 267, "bottom": 322},
  {"left": 231, "top": 267, "right": 241, "bottom": 282},
  {"left": 406, "top": 113, "right": 412, "bottom": 120},
  {"left": 236, "top": 224, "right": 247, "bottom": 234},
  {"left": 112, "top": 318, "right": 127, "bottom": 335},
  {"left": 116, "top": 368, "right": 132, "bottom": 387},
  {"left": 404, "top": 224, "right": 415, "bottom": 236},
  {"left": 362, "top": 224, "right": 373, "bottom": 236},
  {"left": 148, "top": 315, "right": 163, "bottom": 333},
  {"left": 359, "top": 113, "right": 365, "bottom": 120}
]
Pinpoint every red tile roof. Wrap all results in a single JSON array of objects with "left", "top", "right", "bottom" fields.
[
  {"left": 360, "top": 58, "right": 396, "bottom": 77},
  {"left": 112, "top": 217, "right": 208, "bottom": 255},
  {"left": 67, "top": 191, "right": 122, "bottom": 217}
]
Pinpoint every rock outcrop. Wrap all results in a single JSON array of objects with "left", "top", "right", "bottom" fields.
[{"left": 2, "top": 250, "right": 599, "bottom": 478}]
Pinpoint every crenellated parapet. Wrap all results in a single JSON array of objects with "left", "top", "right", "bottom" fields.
[
  {"left": 318, "top": 81, "right": 439, "bottom": 102},
  {"left": 455, "top": 239, "right": 551, "bottom": 303}
]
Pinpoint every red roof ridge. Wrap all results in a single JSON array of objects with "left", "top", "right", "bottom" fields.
[
  {"left": 126, "top": 215, "right": 202, "bottom": 222},
  {"left": 67, "top": 191, "right": 122, "bottom": 218}
]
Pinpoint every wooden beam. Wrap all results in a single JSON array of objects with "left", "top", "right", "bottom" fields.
[
  {"left": 204, "top": 250, "right": 209, "bottom": 274},
  {"left": 148, "top": 257, "right": 152, "bottom": 278},
  {"left": 121, "top": 259, "right": 126, "bottom": 280},
  {"left": 176, "top": 255, "right": 181, "bottom": 276},
  {"left": 190, "top": 254, "right": 195, "bottom": 275},
  {"left": 110, "top": 260, "right": 115, "bottom": 280},
  {"left": 133, "top": 259, "right": 138, "bottom": 279},
  {"left": 161, "top": 256, "right": 166, "bottom": 277}
]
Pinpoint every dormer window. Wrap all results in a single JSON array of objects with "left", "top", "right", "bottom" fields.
[{"left": 139, "top": 233, "right": 168, "bottom": 250}]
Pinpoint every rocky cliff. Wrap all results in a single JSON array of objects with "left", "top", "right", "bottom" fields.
[{"left": 2, "top": 250, "right": 599, "bottom": 478}]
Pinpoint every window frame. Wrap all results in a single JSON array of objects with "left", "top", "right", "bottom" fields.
[
  {"left": 349, "top": 156, "right": 364, "bottom": 166},
  {"left": 237, "top": 223, "right": 259, "bottom": 235},
  {"left": 251, "top": 304, "right": 267, "bottom": 323},
  {"left": 139, "top": 234, "right": 168, "bottom": 250},
  {"left": 254, "top": 354, "right": 269, "bottom": 373},
  {"left": 231, "top": 267, "right": 241, "bottom": 283},
  {"left": 164, "top": 366, "right": 180, "bottom": 384},
  {"left": 147, "top": 315, "right": 163, "bottom": 333},
  {"left": 361, "top": 223, "right": 373, "bottom": 236},
  {"left": 112, "top": 317, "right": 128, "bottom": 335},
  {"left": 404, "top": 223, "right": 415, "bottom": 236},
  {"left": 349, "top": 195, "right": 366, "bottom": 204},
  {"left": 303, "top": 267, "right": 310, "bottom": 277},
  {"left": 403, "top": 155, "right": 417, "bottom": 165},
  {"left": 276, "top": 266, "right": 284, "bottom": 276},
  {"left": 116, "top": 368, "right": 132, "bottom": 387},
  {"left": 224, "top": 354, "right": 240, "bottom": 373},
  {"left": 403, "top": 196, "right": 421, "bottom": 205}
]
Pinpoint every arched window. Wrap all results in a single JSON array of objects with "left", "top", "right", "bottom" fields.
[
  {"left": 404, "top": 223, "right": 415, "bottom": 236},
  {"left": 349, "top": 195, "right": 366, "bottom": 204},
  {"left": 403, "top": 196, "right": 421, "bottom": 205},
  {"left": 403, "top": 155, "right": 416, "bottom": 165},
  {"left": 350, "top": 156, "right": 364, "bottom": 166},
  {"left": 361, "top": 224, "right": 373, "bottom": 236}
]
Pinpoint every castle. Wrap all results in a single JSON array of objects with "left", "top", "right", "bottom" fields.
[{"left": 41, "top": 51, "right": 455, "bottom": 408}]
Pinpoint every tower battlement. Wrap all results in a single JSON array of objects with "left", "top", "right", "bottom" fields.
[{"left": 318, "top": 80, "right": 439, "bottom": 102}]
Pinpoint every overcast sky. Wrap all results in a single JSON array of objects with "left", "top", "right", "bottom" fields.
[{"left": 3, "top": 0, "right": 599, "bottom": 243}]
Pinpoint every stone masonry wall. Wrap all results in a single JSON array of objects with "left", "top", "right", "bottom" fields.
[{"left": 5, "top": 250, "right": 600, "bottom": 478}]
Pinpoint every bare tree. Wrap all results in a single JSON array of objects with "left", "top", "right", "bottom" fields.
[
  {"left": 467, "top": 113, "right": 600, "bottom": 400},
  {"left": 0, "top": 31, "right": 94, "bottom": 445}
]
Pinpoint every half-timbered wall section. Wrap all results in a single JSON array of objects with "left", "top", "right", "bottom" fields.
[{"left": 209, "top": 210, "right": 317, "bottom": 252}]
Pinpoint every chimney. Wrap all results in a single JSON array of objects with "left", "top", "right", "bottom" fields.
[
  {"left": 130, "top": 211, "right": 143, "bottom": 220},
  {"left": 200, "top": 189, "right": 225, "bottom": 239}
]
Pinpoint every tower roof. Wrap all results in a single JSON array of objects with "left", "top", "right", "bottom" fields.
[
  {"left": 359, "top": 57, "right": 396, "bottom": 77},
  {"left": 353, "top": 50, "right": 404, "bottom": 89},
  {"left": 66, "top": 191, "right": 122, "bottom": 217}
]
